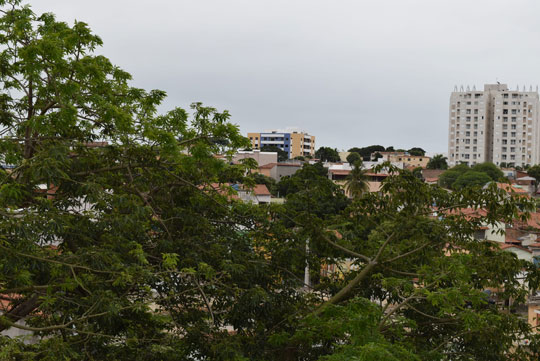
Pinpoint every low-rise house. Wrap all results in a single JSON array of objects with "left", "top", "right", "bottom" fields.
[
  {"left": 231, "top": 150, "right": 277, "bottom": 167},
  {"left": 377, "top": 151, "right": 430, "bottom": 168},
  {"left": 421, "top": 169, "right": 445, "bottom": 185},
  {"left": 258, "top": 163, "right": 302, "bottom": 181},
  {"left": 514, "top": 176, "right": 536, "bottom": 195},
  {"left": 327, "top": 164, "right": 391, "bottom": 196}
]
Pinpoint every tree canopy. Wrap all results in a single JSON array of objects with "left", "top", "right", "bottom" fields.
[
  {"left": 347, "top": 145, "right": 385, "bottom": 161},
  {"left": 1, "top": 2, "right": 540, "bottom": 360},
  {"left": 315, "top": 146, "right": 341, "bottom": 162},
  {"left": 346, "top": 151, "right": 362, "bottom": 164},
  {"left": 452, "top": 171, "right": 492, "bottom": 190},
  {"left": 528, "top": 165, "right": 540, "bottom": 191},
  {"left": 426, "top": 154, "right": 448, "bottom": 170},
  {"left": 407, "top": 147, "right": 426, "bottom": 156},
  {"left": 344, "top": 161, "right": 369, "bottom": 198},
  {"left": 439, "top": 163, "right": 503, "bottom": 190}
]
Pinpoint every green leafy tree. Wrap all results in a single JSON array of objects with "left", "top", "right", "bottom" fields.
[
  {"left": 315, "top": 146, "right": 341, "bottom": 162},
  {"left": 452, "top": 171, "right": 492, "bottom": 189},
  {"left": 528, "top": 165, "right": 540, "bottom": 192},
  {"left": 344, "top": 161, "right": 369, "bottom": 198},
  {"left": 426, "top": 154, "right": 448, "bottom": 170},
  {"left": 348, "top": 145, "right": 385, "bottom": 161},
  {"left": 1, "top": 2, "right": 540, "bottom": 360},
  {"left": 472, "top": 162, "right": 504, "bottom": 181},
  {"left": 439, "top": 163, "right": 502, "bottom": 190},
  {"left": 261, "top": 145, "right": 288, "bottom": 162},
  {"left": 407, "top": 147, "right": 426, "bottom": 156},
  {"left": 438, "top": 164, "right": 469, "bottom": 188},
  {"left": 346, "top": 151, "right": 361, "bottom": 164}
]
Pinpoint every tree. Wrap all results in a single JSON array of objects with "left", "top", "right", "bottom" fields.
[
  {"left": 426, "top": 154, "right": 448, "bottom": 170},
  {"left": 315, "top": 146, "right": 341, "bottom": 162},
  {"left": 346, "top": 151, "right": 361, "bottom": 164},
  {"left": 348, "top": 145, "right": 385, "bottom": 161},
  {"left": 344, "top": 161, "right": 369, "bottom": 198},
  {"left": 452, "top": 171, "right": 492, "bottom": 189},
  {"left": 261, "top": 145, "right": 288, "bottom": 162},
  {"left": 439, "top": 163, "right": 503, "bottom": 190},
  {"left": 438, "top": 164, "right": 469, "bottom": 188},
  {"left": 372, "top": 151, "right": 383, "bottom": 161},
  {"left": 407, "top": 147, "right": 426, "bottom": 156},
  {"left": 472, "top": 162, "right": 504, "bottom": 181},
  {"left": 385, "top": 146, "right": 395, "bottom": 151},
  {"left": 528, "top": 165, "right": 540, "bottom": 192},
  {"left": 2, "top": 2, "right": 540, "bottom": 360}
]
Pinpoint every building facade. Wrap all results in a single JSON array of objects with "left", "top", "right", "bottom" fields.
[
  {"left": 248, "top": 129, "right": 315, "bottom": 159},
  {"left": 378, "top": 152, "right": 430, "bottom": 168},
  {"left": 448, "top": 84, "right": 540, "bottom": 167}
]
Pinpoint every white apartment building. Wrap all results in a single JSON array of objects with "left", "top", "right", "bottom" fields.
[{"left": 448, "top": 84, "right": 540, "bottom": 167}]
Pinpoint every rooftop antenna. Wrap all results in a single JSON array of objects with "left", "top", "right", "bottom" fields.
[
  {"left": 454, "top": 85, "right": 458, "bottom": 91},
  {"left": 473, "top": 85, "right": 476, "bottom": 91},
  {"left": 523, "top": 85, "right": 526, "bottom": 92},
  {"left": 466, "top": 85, "right": 470, "bottom": 91}
]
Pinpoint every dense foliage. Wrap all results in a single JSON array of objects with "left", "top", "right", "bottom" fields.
[
  {"left": 439, "top": 162, "right": 503, "bottom": 190},
  {"left": 1, "top": 2, "right": 540, "bottom": 360},
  {"left": 426, "top": 154, "right": 448, "bottom": 170},
  {"left": 348, "top": 145, "right": 385, "bottom": 161},
  {"left": 314, "top": 146, "right": 341, "bottom": 163}
]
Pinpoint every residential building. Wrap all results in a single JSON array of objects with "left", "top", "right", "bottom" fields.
[
  {"left": 247, "top": 129, "right": 315, "bottom": 159},
  {"left": 231, "top": 149, "right": 277, "bottom": 167},
  {"left": 378, "top": 151, "right": 430, "bottom": 168},
  {"left": 258, "top": 162, "right": 302, "bottom": 181},
  {"left": 448, "top": 84, "right": 540, "bottom": 167}
]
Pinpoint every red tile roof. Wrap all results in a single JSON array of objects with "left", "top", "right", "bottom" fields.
[
  {"left": 498, "top": 243, "right": 532, "bottom": 253},
  {"left": 495, "top": 182, "right": 528, "bottom": 194},
  {"left": 253, "top": 184, "right": 271, "bottom": 196}
]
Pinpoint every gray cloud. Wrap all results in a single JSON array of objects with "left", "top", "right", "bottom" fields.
[{"left": 31, "top": 0, "right": 540, "bottom": 153}]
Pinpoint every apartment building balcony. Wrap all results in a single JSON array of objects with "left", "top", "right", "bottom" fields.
[{"left": 261, "top": 140, "right": 286, "bottom": 145}]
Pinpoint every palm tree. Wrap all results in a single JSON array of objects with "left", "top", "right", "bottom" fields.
[
  {"left": 345, "top": 161, "right": 369, "bottom": 198},
  {"left": 427, "top": 154, "right": 448, "bottom": 170}
]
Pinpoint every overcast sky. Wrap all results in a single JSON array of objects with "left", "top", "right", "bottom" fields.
[{"left": 31, "top": 0, "right": 540, "bottom": 154}]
